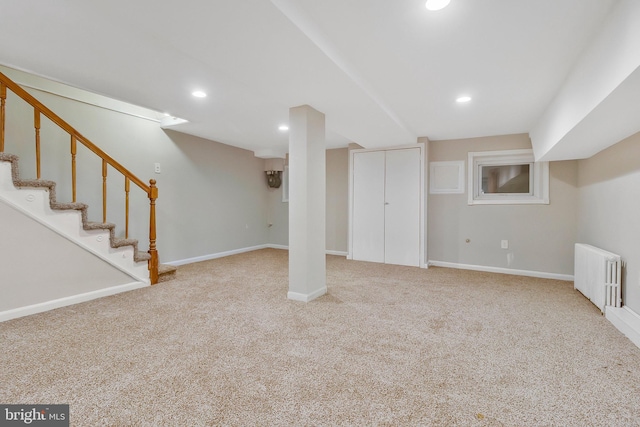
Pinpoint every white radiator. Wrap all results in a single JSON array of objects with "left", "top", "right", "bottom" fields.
[{"left": 574, "top": 243, "right": 622, "bottom": 313}]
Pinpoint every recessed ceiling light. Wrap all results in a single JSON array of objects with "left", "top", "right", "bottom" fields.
[
  {"left": 456, "top": 95, "right": 472, "bottom": 103},
  {"left": 278, "top": 125, "right": 289, "bottom": 132},
  {"left": 192, "top": 91, "right": 207, "bottom": 98},
  {"left": 425, "top": 0, "right": 450, "bottom": 11}
]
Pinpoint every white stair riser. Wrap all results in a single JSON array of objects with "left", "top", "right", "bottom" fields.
[{"left": 0, "top": 161, "right": 149, "bottom": 282}]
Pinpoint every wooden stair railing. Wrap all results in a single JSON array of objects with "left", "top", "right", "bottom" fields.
[{"left": 0, "top": 70, "right": 159, "bottom": 284}]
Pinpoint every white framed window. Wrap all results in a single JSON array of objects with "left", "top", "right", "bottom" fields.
[{"left": 467, "top": 149, "right": 549, "bottom": 205}]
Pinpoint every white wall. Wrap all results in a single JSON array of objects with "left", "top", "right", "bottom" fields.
[
  {"left": 428, "top": 134, "right": 578, "bottom": 276},
  {"left": 577, "top": 131, "right": 640, "bottom": 312},
  {"left": 531, "top": 0, "right": 640, "bottom": 161}
]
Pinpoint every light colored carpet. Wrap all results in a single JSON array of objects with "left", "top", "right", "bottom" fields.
[{"left": 2, "top": 248, "right": 640, "bottom": 426}]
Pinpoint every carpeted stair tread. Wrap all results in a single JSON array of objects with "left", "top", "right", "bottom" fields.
[
  {"left": 0, "top": 153, "right": 22, "bottom": 185},
  {"left": 112, "top": 237, "right": 139, "bottom": 248},
  {"left": 84, "top": 221, "right": 116, "bottom": 231},
  {"left": 159, "top": 264, "right": 177, "bottom": 275},
  {"left": 51, "top": 202, "right": 88, "bottom": 211},
  {"left": 135, "top": 251, "right": 152, "bottom": 262},
  {"left": 0, "top": 152, "right": 19, "bottom": 163},
  {"left": 13, "top": 178, "right": 56, "bottom": 188},
  {"left": 158, "top": 263, "right": 177, "bottom": 282}
]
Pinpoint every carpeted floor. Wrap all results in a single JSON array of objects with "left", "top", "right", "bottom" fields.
[{"left": 2, "top": 248, "right": 640, "bottom": 426}]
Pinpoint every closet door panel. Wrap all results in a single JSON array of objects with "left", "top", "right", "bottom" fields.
[
  {"left": 384, "top": 148, "right": 421, "bottom": 267},
  {"left": 352, "top": 151, "right": 386, "bottom": 263}
]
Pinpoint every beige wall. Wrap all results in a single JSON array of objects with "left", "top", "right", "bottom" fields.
[
  {"left": 325, "top": 148, "right": 349, "bottom": 252},
  {"left": 0, "top": 200, "right": 134, "bottom": 311},
  {"left": 5, "top": 68, "right": 607, "bottom": 286},
  {"left": 159, "top": 130, "right": 269, "bottom": 262},
  {"left": 3, "top": 88, "right": 269, "bottom": 264},
  {"left": 428, "top": 134, "right": 578, "bottom": 276},
  {"left": 266, "top": 147, "right": 349, "bottom": 253},
  {"left": 266, "top": 167, "right": 289, "bottom": 246},
  {"left": 577, "top": 132, "right": 640, "bottom": 312},
  {"left": 3, "top": 74, "right": 350, "bottom": 268}
]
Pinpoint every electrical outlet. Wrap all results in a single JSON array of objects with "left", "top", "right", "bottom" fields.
[
  {"left": 154, "top": 163, "right": 161, "bottom": 174},
  {"left": 501, "top": 240, "right": 509, "bottom": 249}
]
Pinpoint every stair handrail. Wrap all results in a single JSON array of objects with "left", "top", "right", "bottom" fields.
[{"left": 0, "top": 70, "right": 159, "bottom": 284}]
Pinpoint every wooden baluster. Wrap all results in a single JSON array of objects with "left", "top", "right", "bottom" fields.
[
  {"left": 102, "top": 159, "right": 107, "bottom": 223},
  {"left": 148, "top": 179, "right": 159, "bottom": 285},
  {"left": 125, "top": 177, "right": 130, "bottom": 239},
  {"left": 34, "top": 109, "right": 41, "bottom": 179},
  {"left": 0, "top": 83, "right": 6, "bottom": 152},
  {"left": 70, "top": 135, "right": 77, "bottom": 202}
]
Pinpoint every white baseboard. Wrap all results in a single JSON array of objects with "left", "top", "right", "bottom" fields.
[
  {"left": 606, "top": 306, "right": 640, "bottom": 350},
  {"left": 0, "top": 281, "right": 148, "bottom": 322},
  {"left": 428, "top": 260, "right": 574, "bottom": 281},
  {"left": 267, "top": 245, "right": 347, "bottom": 257},
  {"left": 288, "top": 287, "right": 327, "bottom": 302},
  {"left": 327, "top": 250, "right": 348, "bottom": 257},
  {"left": 268, "top": 244, "right": 288, "bottom": 251},
  {"left": 166, "top": 245, "right": 271, "bottom": 266},
  {"left": 166, "top": 245, "right": 347, "bottom": 266}
]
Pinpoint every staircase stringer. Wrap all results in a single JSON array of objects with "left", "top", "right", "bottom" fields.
[
  {"left": 0, "top": 70, "right": 159, "bottom": 283},
  {"left": 0, "top": 155, "right": 150, "bottom": 283}
]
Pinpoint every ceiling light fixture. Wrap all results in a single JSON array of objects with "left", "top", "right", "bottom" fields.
[
  {"left": 192, "top": 90, "right": 207, "bottom": 98},
  {"left": 278, "top": 125, "right": 289, "bottom": 132},
  {"left": 456, "top": 95, "right": 472, "bottom": 103},
  {"left": 425, "top": 0, "right": 450, "bottom": 11}
]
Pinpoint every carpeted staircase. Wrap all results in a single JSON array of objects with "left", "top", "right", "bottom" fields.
[{"left": 0, "top": 152, "right": 176, "bottom": 283}]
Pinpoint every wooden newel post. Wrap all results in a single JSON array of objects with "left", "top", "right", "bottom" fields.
[{"left": 148, "top": 179, "right": 159, "bottom": 285}]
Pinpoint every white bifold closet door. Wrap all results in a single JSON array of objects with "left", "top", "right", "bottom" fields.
[
  {"left": 352, "top": 151, "right": 386, "bottom": 263},
  {"left": 352, "top": 147, "right": 421, "bottom": 267}
]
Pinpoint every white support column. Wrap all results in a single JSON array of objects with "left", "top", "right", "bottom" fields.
[{"left": 288, "top": 105, "right": 327, "bottom": 302}]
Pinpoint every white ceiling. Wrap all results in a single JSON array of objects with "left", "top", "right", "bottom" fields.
[{"left": 0, "top": 0, "right": 619, "bottom": 157}]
